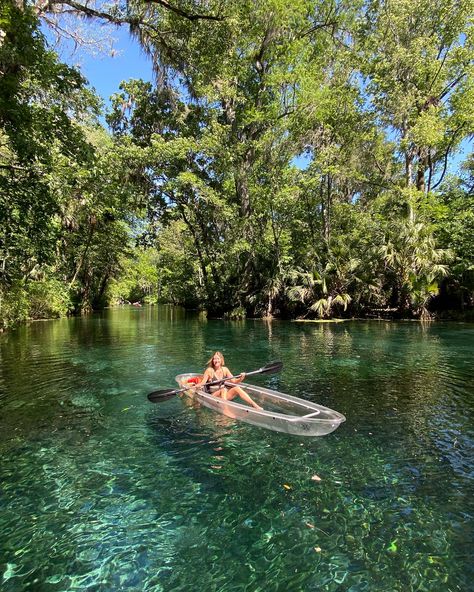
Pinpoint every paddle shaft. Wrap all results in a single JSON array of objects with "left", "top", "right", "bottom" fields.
[
  {"left": 168, "top": 369, "right": 254, "bottom": 397},
  {"left": 147, "top": 361, "right": 282, "bottom": 403}
]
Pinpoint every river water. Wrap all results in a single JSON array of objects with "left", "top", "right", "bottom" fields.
[{"left": 0, "top": 307, "right": 473, "bottom": 591}]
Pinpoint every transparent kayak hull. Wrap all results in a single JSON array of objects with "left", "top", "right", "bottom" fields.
[{"left": 175, "top": 374, "right": 346, "bottom": 437}]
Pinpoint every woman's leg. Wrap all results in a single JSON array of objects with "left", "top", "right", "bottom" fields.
[
  {"left": 212, "top": 387, "right": 227, "bottom": 399},
  {"left": 226, "top": 386, "right": 262, "bottom": 410}
]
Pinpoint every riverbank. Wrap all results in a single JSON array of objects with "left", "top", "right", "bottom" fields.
[{"left": 2, "top": 303, "right": 474, "bottom": 334}]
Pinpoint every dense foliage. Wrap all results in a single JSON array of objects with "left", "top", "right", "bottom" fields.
[{"left": 1, "top": 0, "right": 473, "bottom": 328}]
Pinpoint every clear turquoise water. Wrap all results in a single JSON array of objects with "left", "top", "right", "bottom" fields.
[{"left": 0, "top": 307, "right": 473, "bottom": 591}]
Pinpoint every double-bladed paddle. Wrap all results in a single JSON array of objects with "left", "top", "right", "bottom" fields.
[{"left": 147, "top": 360, "right": 283, "bottom": 403}]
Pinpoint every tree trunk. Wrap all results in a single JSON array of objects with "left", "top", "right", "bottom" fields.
[
  {"left": 69, "top": 224, "right": 94, "bottom": 289},
  {"left": 180, "top": 206, "right": 222, "bottom": 308},
  {"left": 416, "top": 149, "right": 427, "bottom": 193},
  {"left": 235, "top": 156, "right": 252, "bottom": 217},
  {"left": 406, "top": 154, "right": 413, "bottom": 188},
  {"left": 321, "top": 174, "right": 331, "bottom": 242},
  {"left": 95, "top": 269, "right": 111, "bottom": 306}
]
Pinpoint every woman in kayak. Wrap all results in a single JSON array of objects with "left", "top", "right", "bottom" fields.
[{"left": 198, "top": 352, "right": 263, "bottom": 410}]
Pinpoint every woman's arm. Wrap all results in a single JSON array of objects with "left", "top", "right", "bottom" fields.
[
  {"left": 196, "top": 368, "right": 212, "bottom": 387},
  {"left": 225, "top": 367, "right": 246, "bottom": 384}
]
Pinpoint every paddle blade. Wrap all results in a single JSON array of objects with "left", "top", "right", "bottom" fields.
[
  {"left": 260, "top": 360, "right": 283, "bottom": 374},
  {"left": 147, "top": 389, "right": 180, "bottom": 403},
  {"left": 244, "top": 360, "right": 283, "bottom": 378}
]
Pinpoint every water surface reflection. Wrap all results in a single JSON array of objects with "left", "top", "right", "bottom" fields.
[{"left": 0, "top": 310, "right": 472, "bottom": 590}]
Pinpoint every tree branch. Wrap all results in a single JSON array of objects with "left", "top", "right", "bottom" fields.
[
  {"left": 143, "top": 0, "right": 224, "bottom": 21},
  {"left": 299, "top": 20, "right": 338, "bottom": 39},
  {"left": 299, "top": 5, "right": 338, "bottom": 39},
  {"left": 0, "top": 163, "right": 27, "bottom": 171},
  {"left": 37, "top": 0, "right": 224, "bottom": 24},
  {"left": 40, "top": 0, "right": 143, "bottom": 27},
  {"left": 431, "top": 124, "right": 466, "bottom": 190},
  {"left": 438, "top": 72, "right": 467, "bottom": 102},
  {"left": 428, "top": 44, "right": 451, "bottom": 95}
]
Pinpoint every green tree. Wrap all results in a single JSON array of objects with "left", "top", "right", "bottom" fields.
[
  {"left": 0, "top": 1, "right": 99, "bottom": 326},
  {"left": 434, "top": 157, "right": 474, "bottom": 311},
  {"left": 359, "top": 0, "right": 474, "bottom": 196}
]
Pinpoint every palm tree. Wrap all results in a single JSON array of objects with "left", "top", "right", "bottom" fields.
[
  {"left": 380, "top": 216, "right": 450, "bottom": 318},
  {"left": 288, "top": 249, "right": 361, "bottom": 319}
]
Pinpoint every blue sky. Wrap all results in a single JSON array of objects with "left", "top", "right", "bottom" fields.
[
  {"left": 89, "top": 33, "right": 154, "bottom": 104},
  {"left": 54, "top": 27, "right": 155, "bottom": 105}
]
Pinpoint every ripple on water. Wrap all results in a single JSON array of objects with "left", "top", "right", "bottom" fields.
[{"left": 0, "top": 312, "right": 473, "bottom": 591}]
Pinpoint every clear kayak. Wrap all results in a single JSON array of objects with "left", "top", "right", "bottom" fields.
[{"left": 175, "top": 374, "right": 346, "bottom": 437}]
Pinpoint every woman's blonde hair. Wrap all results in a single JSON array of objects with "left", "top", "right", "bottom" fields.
[{"left": 206, "top": 351, "right": 225, "bottom": 368}]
